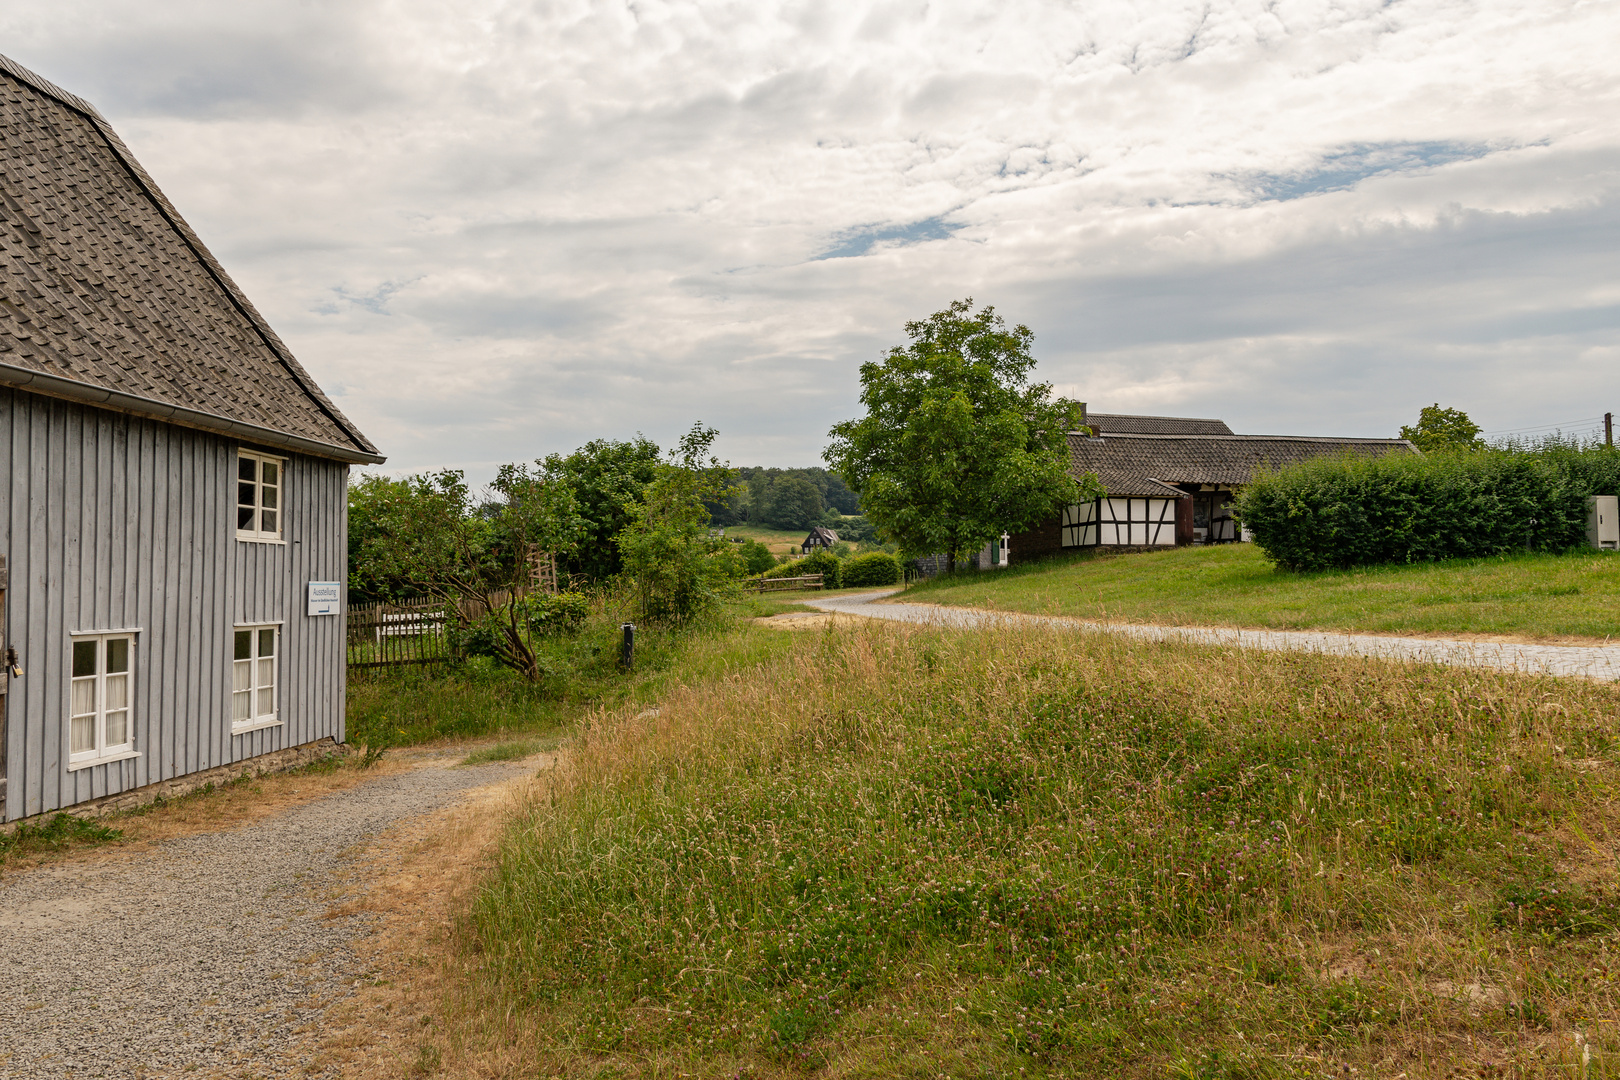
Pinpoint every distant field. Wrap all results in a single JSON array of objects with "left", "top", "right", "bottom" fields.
[
  {"left": 905, "top": 543, "right": 1620, "bottom": 642},
  {"left": 726, "top": 518, "right": 861, "bottom": 555}
]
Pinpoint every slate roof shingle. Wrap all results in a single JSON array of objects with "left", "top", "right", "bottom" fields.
[
  {"left": 1084, "top": 412, "right": 1234, "bottom": 436},
  {"left": 1069, "top": 432, "right": 1417, "bottom": 496},
  {"left": 0, "top": 53, "right": 381, "bottom": 463}
]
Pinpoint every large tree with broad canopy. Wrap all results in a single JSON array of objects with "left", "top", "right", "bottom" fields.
[{"left": 824, "top": 299, "right": 1100, "bottom": 572}]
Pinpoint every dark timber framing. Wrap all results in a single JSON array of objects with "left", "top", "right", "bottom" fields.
[{"left": 1009, "top": 416, "right": 1416, "bottom": 560}]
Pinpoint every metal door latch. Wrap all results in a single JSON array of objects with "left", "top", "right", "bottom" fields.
[{"left": 6, "top": 644, "right": 21, "bottom": 678}]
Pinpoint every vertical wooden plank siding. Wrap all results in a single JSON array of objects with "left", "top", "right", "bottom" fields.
[{"left": 0, "top": 389, "right": 350, "bottom": 821}]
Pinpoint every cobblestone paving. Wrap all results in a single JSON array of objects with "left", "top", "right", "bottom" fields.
[{"left": 808, "top": 590, "right": 1620, "bottom": 682}]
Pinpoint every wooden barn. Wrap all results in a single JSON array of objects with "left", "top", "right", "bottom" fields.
[
  {"left": 1008, "top": 411, "right": 1414, "bottom": 560},
  {"left": 0, "top": 55, "right": 383, "bottom": 822}
]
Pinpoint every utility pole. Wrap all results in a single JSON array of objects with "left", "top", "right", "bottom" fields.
[{"left": 1607, "top": 412, "right": 1614, "bottom": 448}]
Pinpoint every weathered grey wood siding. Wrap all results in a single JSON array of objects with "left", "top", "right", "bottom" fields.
[{"left": 0, "top": 388, "right": 348, "bottom": 820}]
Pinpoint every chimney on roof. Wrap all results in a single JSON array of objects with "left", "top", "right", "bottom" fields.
[{"left": 1077, "top": 401, "right": 1087, "bottom": 432}]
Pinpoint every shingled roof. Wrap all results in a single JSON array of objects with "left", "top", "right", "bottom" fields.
[
  {"left": 1069, "top": 432, "right": 1417, "bottom": 496},
  {"left": 0, "top": 53, "right": 382, "bottom": 464},
  {"left": 1084, "top": 412, "right": 1233, "bottom": 436}
]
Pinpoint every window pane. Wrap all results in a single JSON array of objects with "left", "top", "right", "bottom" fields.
[
  {"left": 71, "top": 677, "right": 96, "bottom": 717},
  {"left": 257, "top": 657, "right": 274, "bottom": 690},
  {"left": 233, "top": 659, "right": 252, "bottom": 692},
  {"left": 260, "top": 510, "right": 277, "bottom": 533},
  {"left": 234, "top": 630, "right": 251, "bottom": 661},
  {"left": 238, "top": 506, "right": 256, "bottom": 531},
  {"left": 105, "top": 710, "right": 128, "bottom": 747},
  {"left": 72, "top": 640, "right": 97, "bottom": 678},
  {"left": 232, "top": 689, "right": 251, "bottom": 722},
  {"left": 239, "top": 455, "right": 257, "bottom": 481},
  {"left": 259, "top": 628, "right": 276, "bottom": 657},
  {"left": 257, "top": 687, "right": 274, "bottom": 716},
  {"left": 261, "top": 484, "right": 277, "bottom": 510},
  {"left": 106, "top": 638, "right": 129, "bottom": 674},
  {"left": 71, "top": 714, "right": 95, "bottom": 754},
  {"left": 261, "top": 461, "right": 278, "bottom": 486},
  {"left": 105, "top": 673, "right": 128, "bottom": 711}
]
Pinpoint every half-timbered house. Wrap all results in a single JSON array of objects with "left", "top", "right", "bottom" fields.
[
  {"left": 1008, "top": 411, "right": 1414, "bottom": 560},
  {"left": 0, "top": 55, "right": 383, "bottom": 822}
]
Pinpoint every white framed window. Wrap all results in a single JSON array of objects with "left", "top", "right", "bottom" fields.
[
  {"left": 67, "top": 633, "right": 138, "bottom": 770},
  {"left": 232, "top": 625, "right": 280, "bottom": 733},
  {"left": 236, "top": 450, "right": 284, "bottom": 541}
]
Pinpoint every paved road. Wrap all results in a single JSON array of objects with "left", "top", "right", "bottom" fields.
[
  {"left": 807, "top": 590, "right": 1620, "bottom": 682},
  {"left": 0, "top": 757, "right": 532, "bottom": 1079}
]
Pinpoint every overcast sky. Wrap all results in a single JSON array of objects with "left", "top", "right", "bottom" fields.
[{"left": 4, "top": 1, "right": 1618, "bottom": 477}]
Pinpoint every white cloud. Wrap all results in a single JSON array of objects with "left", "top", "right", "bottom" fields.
[{"left": 3, "top": 0, "right": 1617, "bottom": 477}]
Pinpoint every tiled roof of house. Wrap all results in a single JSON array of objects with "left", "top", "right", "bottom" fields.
[
  {"left": 1069, "top": 432, "right": 1417, "bottom": 496},
  {"left": 1084, "top": 412, "right": 1234, "bottom": 436},
  {"left": 0, "top": 53, "right": 381, "bottom": 463}
]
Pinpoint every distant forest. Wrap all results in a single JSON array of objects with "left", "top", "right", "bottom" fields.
[{"left": 705, "top": 467, "right": 863, "bottom": 531}]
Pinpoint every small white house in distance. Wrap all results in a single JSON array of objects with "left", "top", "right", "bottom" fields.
[{"left": 0, "top": 55, "right": 384, "bottom": 822}]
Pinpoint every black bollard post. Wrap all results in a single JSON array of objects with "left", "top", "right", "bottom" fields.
[{"left": 620, "top": 623, "right": 635, "bottom": 671}]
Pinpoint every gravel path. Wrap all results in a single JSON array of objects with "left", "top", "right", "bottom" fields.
[
  {"left": 1, "top": 757, "right": 533, "bottom": 1079},
  {"left": 808, "top": 590, "right": 1620, "bottom": 682}
]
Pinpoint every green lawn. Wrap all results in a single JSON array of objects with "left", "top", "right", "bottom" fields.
[{"left": 905, "top": 543, "right": 1620, "bottom": 641}]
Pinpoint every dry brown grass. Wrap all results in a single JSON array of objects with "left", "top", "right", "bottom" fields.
[{"left": 293, "top": 753, "right": 565, "bottom": 1080}]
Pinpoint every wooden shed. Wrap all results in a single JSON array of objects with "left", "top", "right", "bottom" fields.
[{"left": 0, "top": 55, "right": 383, "bottom": 822}]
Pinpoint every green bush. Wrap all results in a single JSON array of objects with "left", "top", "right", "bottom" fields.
[
  {"left": 523, "top": 591, "right": 590, "bottom": 635},
  {"left": 840, "top": 551, "right": 901, "bottom": 587},
  {"left": 760, "top": 549, "right": 841, "bottom": 588},
  {"left": 1236, "top": 447, "right": 1620, "bottom": 571},
  {"left": 737, "top": 539, "right": 777, "bottom": 576}
]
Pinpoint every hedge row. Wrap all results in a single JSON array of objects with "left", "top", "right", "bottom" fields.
[
  {"left": 1235, "top": 447, "right": 1620, "bottom": 571},
  {"left": 755, "top": 550, "right": 904, "bottom": 589}
]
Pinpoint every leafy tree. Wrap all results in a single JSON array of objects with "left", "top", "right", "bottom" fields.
[
  {"left": 348, "top": 465, "right": 585, "bottom": 680},
  {"left": 348, "top": 473, "right": 417, "bottom": 603},
  {"left": 543, "top": 436, "right": 662, "bottom": 581},
  {"left": 1400, "top": 404, "right": 1483, "bottom": 453},
  {"left": 616, "top": 424, "right": 742, "bottom": 623},
  {"left": 737, "top": 538, "right": 777, "bottom": 575},
  {"left": 824, "top": 299, "right": 1100, "bottom": 571},
  {"left": 762, "top": 476, "right": 825, "bottom": 529}
]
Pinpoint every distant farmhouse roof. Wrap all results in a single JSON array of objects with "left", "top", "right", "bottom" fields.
[
  {"left": 1068, "top": 432, "right": 1417, "bottom": 497},
  {"left": 1085, "top": 412, "right": 1234, "bottom": 436},
  {"left": 0, "top": 53, "right": 382, "bottom": 464},
  {"left": 803, "top": 526, "right": 839, "bottom": 547}
]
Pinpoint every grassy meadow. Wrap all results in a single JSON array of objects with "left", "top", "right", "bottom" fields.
[
  {"left": 345, "top": 591, "right": 812, "bottom": 750},
  {"left": 432, "top": 617, "right": 1620, "bottom": 1078},
  {"left": 905, "top": 544, "right": 1620, "bottom": 641}
]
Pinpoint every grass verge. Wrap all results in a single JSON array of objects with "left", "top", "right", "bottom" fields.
[
  {"left": 348, "top": 592, "right": 818, "bottom": 751},
  {"left": 907, "top": 544, "right": 1620, "bottom": 641},
  {"left": 454, "top": 617, "right": 1620, "bottom": 1077}
]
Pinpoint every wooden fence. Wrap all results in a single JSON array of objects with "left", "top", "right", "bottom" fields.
[
  {"left": 743, "top": 574, "right": 824, "bottom": 593},
  {"left": 347, "top": 591, "right": 519, "bottom": 670}
]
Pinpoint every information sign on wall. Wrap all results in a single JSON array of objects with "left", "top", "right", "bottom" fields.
[{"left": 307, "top": 582, "right": 342, "bottom": 616}]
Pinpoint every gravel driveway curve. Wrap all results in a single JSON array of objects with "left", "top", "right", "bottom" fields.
[
  {"left": 808, "top": 589, "right": 1620, "bottom": 682},
  {"left": 1, "top": 757, "right": 532, "bottom": 1079}
]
